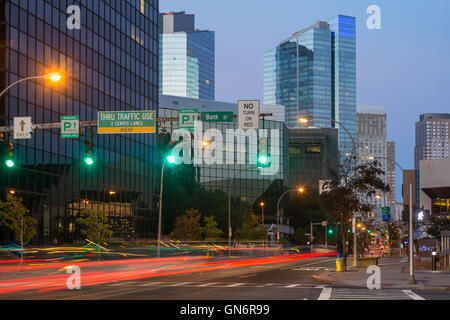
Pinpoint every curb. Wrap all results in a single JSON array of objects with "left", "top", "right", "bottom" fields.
[
  {"left": 423, "top": 286, "right": 450, "bottom": 292},
  {"left": 312, "top": 274, "right": 334, "bottom": 285}
]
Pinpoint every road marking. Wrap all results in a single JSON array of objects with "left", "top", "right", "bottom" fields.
[
  {"left": 255, "top": 283, "right": 275, "bottom": 288},
  {"left": 284, "top": 284, "right": 301, "bottom": 288},
  {"left": 226, "top": 283, "right": 246, "bottom": 287},
  {"left": 403, "top": 290, "right": 425, "bottom": 300},
  {"left": 139, "top": 282, "right": 164, "bottom": 286},
  {"left": 318, "top": 287, "right": 332, "bottom": 300},
  {"left": 197, "top": 282, "right": 218, "bottom": 287},
  {"left": 168, "top": 282, "right": 191, "bottom": 287},
  {"left": 328, "top": 288, "right": 416, "bottom": 300},
  {"left": 239, "top": 274, "right": 257, "bottom": 278}
]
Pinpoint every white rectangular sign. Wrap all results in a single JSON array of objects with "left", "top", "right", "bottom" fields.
[
  {"left": 238, "top": 100, "right": 260, "bottom": 130},
  {"left": 13, "top": 117, "right": 32, "bottom": 139}
]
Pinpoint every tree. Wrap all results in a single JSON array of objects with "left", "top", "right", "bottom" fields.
[
  {"left": 76, "top": 208, "right": 113, "bottom": 244},
  {"left": 319, "top": 159, "right": 390, "bottom": 269},
  {"left": 0, "top": 194, "right": 37, "bottom": 252},
  {"left": 237, "top": 213, "right": 267, "bottom": 241},
  {"left": 202, "top": 215, "right": 223, "bottom": 239},
  {"left": 170, "top": 208, "right": 202, "bottom": 240}
]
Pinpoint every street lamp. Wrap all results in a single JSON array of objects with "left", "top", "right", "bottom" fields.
[
  {"left": 299, "top": 115, "right": 359, "bottom": 268},
  {"left": 0, "top": 72, "right": 62, "bottom": 99},
  {"left": 276, "top": 187, "right": 305, "bottom": 245},
  {"left": 260, "top": 202, "right": 265, "bottom": 225},
  {"left": 157, "top": 154, "right": 176, "bottom": 258}
]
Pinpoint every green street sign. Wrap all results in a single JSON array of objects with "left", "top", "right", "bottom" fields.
[
  {"left": 382, "top": 207, "right": 390, "bottom": 214},
  {"left": 61, "top": 115, "right": 79, "bottom": 138},
  {"left": 179, "top": 109, "right": 198, "bottom": 131},
  {"left": 201, "top": 112, "right": 234, "bottom": 123},
  {"left": 98, "top": 111, "right": 156, "bottom": 134}
]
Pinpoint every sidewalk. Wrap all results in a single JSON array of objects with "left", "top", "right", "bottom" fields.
[{"left": 313, "top": 257, "right": 450, "bottom": 291}]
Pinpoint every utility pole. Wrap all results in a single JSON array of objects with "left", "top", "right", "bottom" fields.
[
  {"left": 310, "top": 222, "right": 313, "bottom": 252},
  {"left": 408, "top": 183, "right": 417, "bottom": 284}
]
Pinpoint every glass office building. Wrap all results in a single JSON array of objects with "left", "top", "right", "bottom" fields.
[
  {"left": 158, "top": 108, "right": 289, "bottom": 205},
  {"left": 0, "top": 0, "right": 160, "bottom": 244},
  {"left": 159, "top": 12, "right": 215, "bottom": 100},
  {"left": 264, "top": 15, "right": 356, "bottom": 159}
]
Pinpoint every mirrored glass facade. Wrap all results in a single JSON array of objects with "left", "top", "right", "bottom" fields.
[
  {"left": 0, "top": 0, "right": 160, "bottom": 244},
  {"left": 264, "top": 15, "right": 356, "bottom": 158},
  {"left": 158, "top": 108, "right": 289, "bottom": 203},
  {"left": 159, "top": 12, "right": 214, "bottom": 100}
]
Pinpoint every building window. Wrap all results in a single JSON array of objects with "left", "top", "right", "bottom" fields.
[{"left": 305, "top": 145, "right": 321, "bottom": 154}]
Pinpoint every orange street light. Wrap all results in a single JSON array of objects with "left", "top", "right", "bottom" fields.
[
  {"left": 201, "top": 140, "right": 210, "bottom": 148},
  {"left": 49, "top": 73, "right": 62, "bottom": 82},
  {"left": 260, "top": 202, "right": 265, "bottom": 207},
  {"left": 297, "top": 187, "right": 305, "bottom": 193},
  {"left": 298, "top": 117, "right": 311, "bottom": 124}
]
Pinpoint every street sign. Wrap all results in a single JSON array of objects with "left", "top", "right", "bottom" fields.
[
  {"left": 13, "top": 117, "right": 32, "bottom": 139},
  {"left": 98, "top": 111, "right": 156, "bottom": 134},
  {"left": 382, "top": 206, "right": 391, "bottom": 222},
  {"left": 238, "top": 100, "right": 260, "bottom": 130},
  {"left": 61, "top": 115, "right": 79, "bottom": 138},
  {"left": 179, "top": 109, "right": 198, "bottom": 131},
  {"left": 201, "top": 112, "right": 234, "bottom": 123}
]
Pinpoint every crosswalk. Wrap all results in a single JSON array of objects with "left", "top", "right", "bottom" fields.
[{"left": 318, "top": 287, "right": 425, "bottom": 300}]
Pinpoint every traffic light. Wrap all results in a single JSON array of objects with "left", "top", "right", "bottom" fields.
[
  {"left": 83, "top": 141, "right": 95, "bottom": 166},
  {"left": 167, "top": 155, "right": 176, "bottom": 164},
  {"left": 328, "top": 229, "right": 333, "bottom": 234},
  {"left": 257, "top": 136, "right": 271, "bottom": 167},
  {"left": 367, "top": 229, "right": 371, "bottom": 234},
  {"left": 4, "top": 142, "right": 15, "bottom": 168}
]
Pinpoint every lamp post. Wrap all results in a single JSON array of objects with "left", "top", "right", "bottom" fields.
[
  {"left": 276, "top": 187, "right": 304, "bottom": 245},
  {"left": 227, "top": 170, "right": 243, "bottom": 252},
  {"left": 157, "top": 155, "right": 175, "bottom": 259},
  {"left": 299, "top": 115, "right": 357, "bottom": 267},
  {"left": 408, "top": 183, "right": 417, "bottom": 284},
  {"left": 0, "top": 73, "right": 62, "bottom": 99},
  {"left": 260, "top": 202, "right": 265, "bottom": 225}
]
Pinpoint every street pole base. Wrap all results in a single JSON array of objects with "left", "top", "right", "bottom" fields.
[{"left": 407, "top": 276, "right": 417, "bottom": 285}]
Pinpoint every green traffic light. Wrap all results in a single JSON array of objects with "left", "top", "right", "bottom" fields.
[
  {"left": 5, "top": 159, "right": 15, "bottom": 168},
  {"left": 328, "top": 229, "right": 333, "bottom": 234},
  {"left": 84, "top": 156, "right": 94, "bottom": 165},
  {"left": 167, "top": 155, "right": 176, "bottom": 164}
]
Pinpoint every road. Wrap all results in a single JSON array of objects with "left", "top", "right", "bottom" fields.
[{"left": 1, "top": 251, "right": 446, "bottom": 300}]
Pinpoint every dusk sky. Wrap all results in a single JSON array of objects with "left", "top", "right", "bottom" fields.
[{"left": 161, "top": 0, "right": 450, "bottom": 201}]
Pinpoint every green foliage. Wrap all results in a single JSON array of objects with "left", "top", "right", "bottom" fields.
[
  {"left": 202, "top": 215, "right": 223, "bottom": 239},
  {"left": 76, "top": 208, "right": 113, "bottom": 244},
  {"left": 319, "top": 159, "right": 391, "bottom": 256},
  {"left": 237, "top": 213, "right": 267, "bottom": 241},
  {"left": 293, "top": 226, "right": 309, "bottom": 245},
  {"left": 387, "top": 223, "right": 399, "bottom": 242},
  {"left": 170, "top": 208, "right": 202, "bottom": 240},
  {"left": 0, "top": 194, "right": 37, "bottom": 247}
]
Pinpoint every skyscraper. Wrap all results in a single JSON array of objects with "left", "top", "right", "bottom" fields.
[
  {"left": 0, "top": 0, "right": 160, "bottom": 243},
  {"left": 356, "top": 105, "right": 387, "bottom": 209},
  {"left": 414, "top": 113, "right": 450, "bottom": 169},
  {"left": 264, "top": 15, "right": 356, "bottom": 158},
  {"left": 159, "top": 11, "right": 215, "bottom": 100},
  {"left": 387, "top": 141, "right": 397, "bottom": 210}
]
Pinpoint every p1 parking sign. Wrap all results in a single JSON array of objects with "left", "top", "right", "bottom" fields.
[
  {"left": 61, "top": 115, "right": 79, "bottom": 138},
  {"left": 179, "top": 109, "right": 198, "bottom": 131}
]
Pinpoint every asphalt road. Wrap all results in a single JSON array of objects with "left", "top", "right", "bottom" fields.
[{"left": 1, "top": 249, "right": 449, "bottom": 301}]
